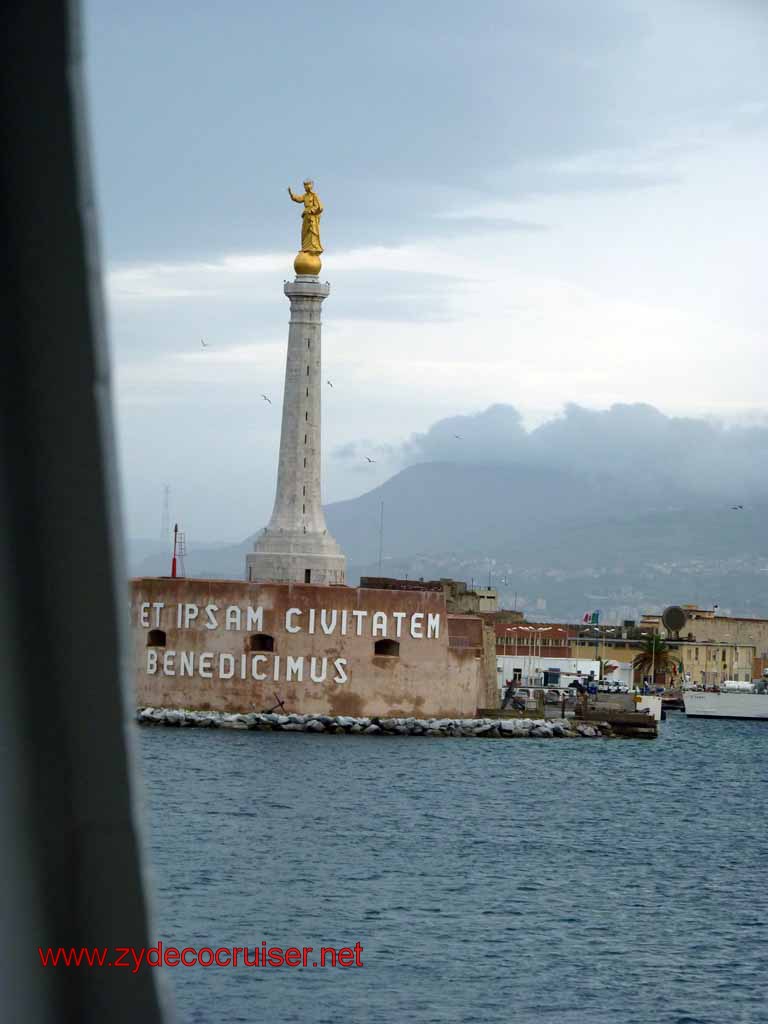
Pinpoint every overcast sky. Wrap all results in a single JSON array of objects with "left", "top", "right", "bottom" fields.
[{"left": 84, "top": 0, "right": 768, "bottom": 542}]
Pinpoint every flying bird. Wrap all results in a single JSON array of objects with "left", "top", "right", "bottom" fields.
[
  {"left": 730, "top": 505, "right": 744, "bottom": 510},
  {"left": 200, "top": 338, "right": 208, "bottom": 348},
  {"left": 454, "top": 434, "right": 462, "bottom": 439},
  {"left": 261, "top": 394, "right": 272, "bottom": 405},
  {"left": 327, "top": 379, "right": 334, "bottom": 388},
  {"left": 365, "top": 456, "right": 376, "bottom": 463}
]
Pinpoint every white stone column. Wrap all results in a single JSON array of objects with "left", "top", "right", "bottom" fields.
[{"left": 246, "top": 274, "right": 346, "bottom": 585}]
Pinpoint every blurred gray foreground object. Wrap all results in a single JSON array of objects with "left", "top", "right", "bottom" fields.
[{"left": 0, "top": 2, "right": 169, "bottom": 1021}]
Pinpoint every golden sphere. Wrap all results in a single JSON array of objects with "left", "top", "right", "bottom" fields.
[{"left": 294, "top": 251, "right": 321, "bottom": 276}]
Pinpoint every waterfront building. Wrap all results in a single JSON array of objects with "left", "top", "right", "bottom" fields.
[
  {"left": 677, "top": 639, "right": 756, "bottom": 686},
  {"left": 494, "top": 622, "right": 600, "bottom": 688},
  {"left": 490, "top": 609, "right": 764, "bottom": 690},
  {"left": 570, "top": 634, "right": 639, "bottom": 688},
  {"left": 361, "top": 577, "right": 498, "bottom": 614},
  {"left": 133, "top": 578, "right": 497, "bottom": 718},
  {"left": 641, "top": 606, "right": 768, "bottom": 649},
  {"left": 496, "top": 653, "right": 601, "bottom": 690},
  {"left": 572, "top": 628, "right": 755, "bottom": 688},
  {"left": 641, "top": 605, "right": 768, "bottom": 684},
  {"left": 480, "top": 608, "right": 525, "bottom": 626},
  {"left": 495, "top": 622, "right": 572, "bottom": 659}
]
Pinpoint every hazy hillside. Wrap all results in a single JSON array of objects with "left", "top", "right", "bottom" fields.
[
  {"left": 324, "top": 461, "right": 766, "bottom": 569},
  {"left": 128, "top": 458, "right": 768, "bottom": 621}
]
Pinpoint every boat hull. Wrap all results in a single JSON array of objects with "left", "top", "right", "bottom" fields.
[{"left": 684, "top": 692, "right": 768, "bottom": 720}]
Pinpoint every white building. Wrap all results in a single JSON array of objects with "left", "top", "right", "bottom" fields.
[{"left": 496, "top": 654, "right": 601, "bottom": 690}]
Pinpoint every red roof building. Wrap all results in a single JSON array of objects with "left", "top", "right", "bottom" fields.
[{"left": 494, "top": 622, "right": 573, "bottom": 658}]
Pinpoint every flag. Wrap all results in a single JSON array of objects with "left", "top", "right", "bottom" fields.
[
  {"left": 591, "top": 610, "right": 601, "bottom": 624},
  {"left": 583, "top": 612, "right": 590, "bottom": 623}
]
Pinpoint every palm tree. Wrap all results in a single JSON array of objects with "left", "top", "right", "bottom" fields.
[{"left": 633, "top": 635, "right": 676, "bottom": 689}]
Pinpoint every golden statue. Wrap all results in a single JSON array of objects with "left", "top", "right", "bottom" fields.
[{"left": 288, "top": 180, "right": 323, "bottom": 275}]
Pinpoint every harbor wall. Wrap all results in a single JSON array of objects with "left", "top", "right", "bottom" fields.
[{"left": 131, "top": 578, "right": 493, "bottom": 718}]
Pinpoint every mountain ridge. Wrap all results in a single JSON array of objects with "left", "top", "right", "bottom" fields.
[{"left": 129, "top": 460, "right": 768, "bottom": 621}]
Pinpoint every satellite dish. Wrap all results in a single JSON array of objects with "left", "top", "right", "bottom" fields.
[{"left": 662, "top": 605, "right": 687, "bottom": 636}]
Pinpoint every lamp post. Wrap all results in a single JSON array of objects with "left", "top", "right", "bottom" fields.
[
  {"left": 525, "top": 626, "right": 536, "bottom": 683},
  {"left": 554, "top": 627, "right": 565, "bottom": 665},
  {"left": 638, "top": 626, "right": 651, "bottom": 692},
  {"left": 649, "top": 632, "right": 658, "bottom": 691},
  {"left": 536, "top": 628, "right": 543, "bottom": 683},
  {"left": 605, "top": 627, "right": 617, "bottom": 681},
  {"left": 707, "top": 642, "right": 712, "bottom": 688},
  {"left": 533, "top": 626, "right": 548, "bottom": 685},
  {"left": 507, "top": 626, "right": 520, "bottom": 669},
  {"left": 504, "top": 628, "right": 515, "bottom": 684}
]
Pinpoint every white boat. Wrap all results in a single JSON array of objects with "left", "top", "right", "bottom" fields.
[{"left": 684, "top": 680, "right": 768, "bottom": 720}]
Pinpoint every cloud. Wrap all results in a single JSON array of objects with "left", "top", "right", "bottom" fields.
[
  {"left": 331, "top": 438, "right": 402, "bottom": 472},
  {"left": 107, "top": 251, "right": 291, "bottom": 304},
  {"left": 379, "top": 401, "right": 768, "bottom": 503},
  {"left": 401, "top": 404, "right": 527, "bottom": 464},
  {"left": 436, "top": 208, "right": 549, "bottom": 230},
  {"left": 106, "top": 242, "right": 470, "bottom": 307}
]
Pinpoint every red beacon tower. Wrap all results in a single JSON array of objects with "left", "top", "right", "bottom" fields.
[{"left": 171, "top": 523, "right": 186, "bottom": 578}]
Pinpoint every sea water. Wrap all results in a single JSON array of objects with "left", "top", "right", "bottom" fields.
[{"left": 138, "top": 713, "right": 768, "bottom": 1023}]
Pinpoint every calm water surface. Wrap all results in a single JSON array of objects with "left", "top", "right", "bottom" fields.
[{"left": 138, "top": 714, "right": 768, "bottom": 1024}]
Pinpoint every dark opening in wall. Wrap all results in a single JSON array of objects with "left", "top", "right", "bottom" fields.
[
  {"left": 304, "top": 569, "right": 311, "bottom": 583},
  {"left": 147, "top": 629, "right": 166, "bottom": 647},
  {"left": 249, "top": 633, "right": 274, "bottom": 652},
  {"left": 374, "top": 638, "right": 400, "bottom": 657}
]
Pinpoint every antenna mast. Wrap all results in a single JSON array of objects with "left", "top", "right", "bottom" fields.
[{"left": 171, "top": 523, "right": 187, "bottom": 578}]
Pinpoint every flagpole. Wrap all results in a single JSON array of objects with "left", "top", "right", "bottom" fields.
[{"left": 651, "top": 638, "right": 656, "bottom": 691}]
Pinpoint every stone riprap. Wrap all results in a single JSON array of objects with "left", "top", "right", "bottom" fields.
[{"left": 136, "top": 708, "right": 612, "bottom": 739}]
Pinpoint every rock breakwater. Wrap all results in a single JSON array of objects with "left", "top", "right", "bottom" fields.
[{"left": 136, "top": 708, "right": 612, "bottom": 739}]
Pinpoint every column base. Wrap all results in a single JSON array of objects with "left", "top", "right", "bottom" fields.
[{"left": 246, "top": 529, "right": 346, "bottom": 586}]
